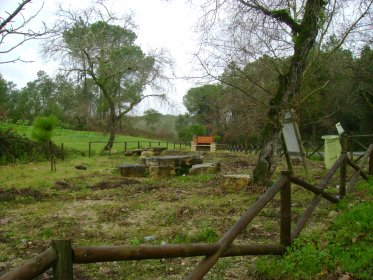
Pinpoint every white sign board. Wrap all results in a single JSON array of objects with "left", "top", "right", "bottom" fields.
[
  {"left": 282, "top": 111, "right": 301, "bottom": 159},
  {"left": 335, "top": 122, "right": 345, "bottom": 135}
]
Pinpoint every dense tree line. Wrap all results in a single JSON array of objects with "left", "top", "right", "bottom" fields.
[
  {"left": 1, "top": 71, "right": 99, "bottom": 130},
  {"left": 1, "top": 45, "right": 372, "bottom": 145},
  {"left": 180, "top": 45, "right": 373, "bottom": 145},
  {"left": 1, "top": 0, "right": 372, "bottom": 184}
]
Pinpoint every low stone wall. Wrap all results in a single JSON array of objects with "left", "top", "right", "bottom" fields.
[{"left": 190, "top": 142, "right": 217, "bottom": 152}]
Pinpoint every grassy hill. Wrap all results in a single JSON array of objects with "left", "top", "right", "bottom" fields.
[{"left": 0, "top": 121, "right": 165, "bottom": 162}]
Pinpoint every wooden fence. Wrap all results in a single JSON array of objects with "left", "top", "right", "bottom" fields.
[
  {"left": 218, "top": 144, "right": 260, "bottom": 153},
  {"left": 88, "top": 141, "right": 191, "bottom": 157},
  {"left": 305, "top": 134, "right": 373, "bottom": 160},
  {"left": 1, "top": 141, "right": 372, "bottom": 280}
]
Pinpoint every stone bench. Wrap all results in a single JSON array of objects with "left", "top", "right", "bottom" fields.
[
  {"left": 139, "top": 154, "right": 203, "bottom": 177},
  {"left": 118, "top": 163, "right": 147, "bottom": 177},
  {"left": 189, "top": 162, "right": 221, "bottom": 175},
  {"left": 148, "top": 165, "right": 176, "bottom": 178},
  {"left": 120, "top": 154, "right": 205, "bottom": 178},
  {"left": 139, "top": 154, "right": 203, "bottom": 168},
  {"left": 125, "top": 147, "right": 168, "bottom": 157}
]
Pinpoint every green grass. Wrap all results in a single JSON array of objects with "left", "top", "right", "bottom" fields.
[
  {"left": 0, "top": 126, "right": 371, "bottom": 279},
  {"left": 257, "top": 179, "right": 373, "bottom": 280},
  {"left": 1, "top": 121, "right": 167, "bottom": 155},
  {"left": 0, "top": 151, "right": 270, "bottom": 279}
]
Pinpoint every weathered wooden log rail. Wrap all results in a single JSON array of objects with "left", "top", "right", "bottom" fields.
[{"left": 1, "top": 142, "right": 372, "bottom": 280}]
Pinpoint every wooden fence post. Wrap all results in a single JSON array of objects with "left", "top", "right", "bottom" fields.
[
  {"left": 280, "top": 171, "right": 292, "bottom": 247},
  {"left": 88, "top": 142, "right": 91, "bottom": 158},
  {"left": 138, "top": 141, "right": 140, "bottom": 149},
  {"left": 340, "top": 136, "right": 347, "bottom": 198},
  {"left": 52, "top": 240, "right": 73, "bottom": 280},
  {"left": 124, "top": 142, "right": 127, "bottom": 151}
]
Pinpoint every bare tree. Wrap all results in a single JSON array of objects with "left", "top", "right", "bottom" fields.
[
  {"left": 44, "top": 1, "right": 172, "bottom": 150},
  {"left": 0, "top": 0, "right": 50, "bottom": 64},
  {"left": 194, "top": 0, "right": 373, "bottom": 185}
]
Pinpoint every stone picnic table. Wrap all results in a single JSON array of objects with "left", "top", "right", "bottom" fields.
[{"left": 119, "top": 154, "right": 204, "bottom": 178}]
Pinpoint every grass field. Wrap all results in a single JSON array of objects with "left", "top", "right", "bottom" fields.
[
  {"left": 0, "top": 126, "right": 372, "bottom": 279},
  {"left": 0, "top": 122, "right": 183, "bottom": 156}
]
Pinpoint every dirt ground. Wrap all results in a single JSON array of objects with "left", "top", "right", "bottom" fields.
[{"left": 0, "top": 150, "right": 337, "bottom": 279}]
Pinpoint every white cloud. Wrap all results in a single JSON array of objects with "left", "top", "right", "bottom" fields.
[{"left": 0, "top": 0, "right": 203, "bottom": 114}]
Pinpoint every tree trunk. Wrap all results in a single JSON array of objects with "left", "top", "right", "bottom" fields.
[
  {"left": 253, "top": 132, "right": 281, "bottom": 185},
  {"left": 253, "top": 0, "right": 326, "bottom": 185},
  {"left": 104, "top": 103, "right": 117, "bottom": 151}
]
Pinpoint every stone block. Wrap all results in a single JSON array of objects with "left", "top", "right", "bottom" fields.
[
  {"left": 210, "top": 142, "right": 217, "bottom": 152},
  {"left": 139, "top": 154, "right": 203, "bottom": 169},
  {"left": 118, "top": 164, "right": 147, "bottom": 177},
  {"left": 191, "top": 142, "right": 197, "bottom": 152},
  {"left": 141, "top": 150, "right": 155, "bottom": 157},
  {"left": 132, "top": 149, "right": 146, "bottom": 155},
  {"left": 147, "top": 147, "right": 167, "bottom": 155},
  {"left": 148, "top": 166, "right": 176, "bottom": 178},
  {"left": 189, "top": 162, "right": 221, "bottom": 175},
  {"left": 221, "top": 174, "right": 252, "bottom": 192}
]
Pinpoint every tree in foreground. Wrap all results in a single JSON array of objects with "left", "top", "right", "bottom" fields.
[
  {"left": 194, "top": 0, "right": 372, "bottom": 185},
  {"left": 31, "top": 115, "right": 58, "bottom": 171},
  {"left": 44, "top": 2, "right": 171, "bottom": 150}
]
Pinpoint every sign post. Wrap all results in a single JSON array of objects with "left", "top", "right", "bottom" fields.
[{"left": 282, "top": 111, "right": 309, "bottom": 177}]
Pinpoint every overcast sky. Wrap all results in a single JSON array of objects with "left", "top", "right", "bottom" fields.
[{"left": 0, "top": 0, "right": 203, "bottom": 115}]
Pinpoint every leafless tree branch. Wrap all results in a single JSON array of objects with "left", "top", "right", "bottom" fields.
[{"left": 0, "top": 0, "right": 53, "bottom": 64}]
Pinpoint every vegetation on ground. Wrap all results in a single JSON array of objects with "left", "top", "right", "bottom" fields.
[
  {"left": 257, "top": 179, "right": 373, "bottom": 280},
  {"left": 0, "top": 122, "right": 165, "bottom": 163},
  {"left": 0, "top": 121, "right": 60, "bottom": 164},
  {"left": 0, "top": 127, "right": 371, "bottom": 279}
]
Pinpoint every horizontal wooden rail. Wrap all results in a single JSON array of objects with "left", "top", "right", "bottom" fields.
[
  {"left": 185, "top": 174, "right": 288, "bottom": 280},
  {"left": 290, "top": 176, "right": 339, "bottom": 203},
  {"left": 0, "top": 247, "right": 57, "bottom": 280},
  {"left": 346, "top": 134, "right": 373, "bottom": 138},
  {"left": 346, "top": 157, "right": 369, "bottom": 180},
  {"left": 73, "top": 243, "right": 285, "bottom": 263}
]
